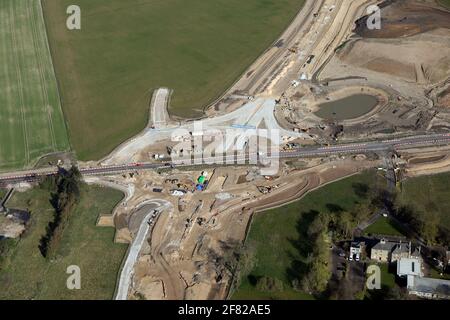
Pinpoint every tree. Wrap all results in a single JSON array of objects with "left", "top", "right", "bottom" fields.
[
  {"left": 351, "top": 203, "right": 371, "bottom": 224},
  {"left": 210, "top": 239, "right": 257, "bottom": 295},
  {"left": 232, "top": 244, "right": 257, "bottom": 290},
  {"left": 256, "top": 277, "right": 284, "bottom": 292},
  {"left": 301, "top": 232, "right": 331, "bottom": 294},
  {"left": 301, "top": 256, "right": 331, "bottom": 293},
  {"left": 394, "top": 199, "right": 439, "bottom": 245},
  {"left": 307, "top": 212, "right": 329, "bottom": 238},
  {"left": 421, "top": 211, "right": 440, "bottom": 245},
  {"left": 335, "top": 211, "right": 354, "bottom": 239},
  {"left": 39, "top": 166, "right": 82, "bottom": 258}
]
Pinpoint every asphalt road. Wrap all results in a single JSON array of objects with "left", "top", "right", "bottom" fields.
[
  {"left": 1, "top": 133, "right": 450, "bottom": 186},
  {"left": 115, "top": 200, "right": 170, "bottom": 300}
]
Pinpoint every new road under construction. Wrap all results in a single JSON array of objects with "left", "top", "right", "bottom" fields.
[
  {"left": 2, "top": 0, "right": 450, "bottom": 300},
  {"left": 1, "top": 133, "right": 450, "bottom": 186}
]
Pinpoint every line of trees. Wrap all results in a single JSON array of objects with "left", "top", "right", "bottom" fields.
[
  {"left": 329, "top": 203, "right": 372, "bottom": 240},
  {"left": 39, "top": 166, "right": 82, "bottom": 259},
  {"left": 394, "top": 201, "right": 446, "bottom": 245},
  {"left": 371, "top": 185, "right": 447, "bottom": 246},
  {"left": 207, "top": 239, "right": 257, "bottom": 297},
  {"left": 363, "top": 182, "right": 449, "bottom": 246},
  {"left": 301, "top": 212, "right": 332, "bottom": 294},
  {"left": 299, "top": 185, "right": 377, "bottom": 295}
]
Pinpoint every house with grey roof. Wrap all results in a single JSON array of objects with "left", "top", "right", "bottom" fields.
[
  {"left": 370, "top": 239, "right": 395, "bottom": 262},
  {"left": 391, "top": 241, "right": 421, "bottom": 263},
  {"left": 370, "top": 238, "right": 421, "bottom": 263}
]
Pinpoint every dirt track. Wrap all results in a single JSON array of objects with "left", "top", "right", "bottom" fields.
[{"left": 91, "top": 154, "right": 379, "bottom": 300}]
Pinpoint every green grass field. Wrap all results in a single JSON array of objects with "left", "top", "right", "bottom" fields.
[
  {"left": 0, "top": 0, "right": 70, "bottom": 172},
  {"left": 232, "top": 170, "right": 377, "bottom": 300},
  {"left": 364, "top": 217, "right": 404, "bottom": 237},
  {"left": 379, "top": 264, "right": 396, "bottom": 288},
  {"left": 440, "top": 0, "right": 450, "bottom": 9},
  {"left": 0, "top": 185, "right": 127, "bottom": 300},
  {"left": 364, "top": 263, "right": 397, "bottom": 300},
  {"left": 0, "top": 188, "right": 6, "bottom": 200},
  {"left": 232, "top": 283, "right": 314, "bottom": 300},
  {"left": 399, "top": 172, "right": 450, "bottom": 230},
  {"left": 42, "top": 0, "right": 305, "bottom": 160}
]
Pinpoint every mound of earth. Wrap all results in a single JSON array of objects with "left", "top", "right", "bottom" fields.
[
  {"left": 437, "top": 87, "right": 450, "bottom": 108},
  {"left": 0, "top": 216, "right": 25, "bottom": 238},
  {"left": 338, "top": 35, "right": 450, "bottom": 83},
  {"left": 355, "top": 0, "right": 450, "bottom": 38},
  {"left": 133, "top": 277, "right": 165, "bottom": 300}
]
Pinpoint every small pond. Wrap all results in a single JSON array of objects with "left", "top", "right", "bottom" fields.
[{"left": 315, "top": 94, "right": 379, "bottom": 120}]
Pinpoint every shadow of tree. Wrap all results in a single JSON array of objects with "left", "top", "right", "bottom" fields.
[
  {"left": 247, "top": 274, "right": 259, "bottom": 286},
  {"left": 352, "top": 182, "right": 370, "bottom": 199},
  {"left": 326, "top": 203, "right": 344, "bottom": 213},
  {"left": 285, "top": 210, "right": 319, "bottom": 284}
]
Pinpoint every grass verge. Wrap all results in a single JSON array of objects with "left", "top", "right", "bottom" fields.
[{"left": 364, "top": 217, "right": 404, "bottom": 237}]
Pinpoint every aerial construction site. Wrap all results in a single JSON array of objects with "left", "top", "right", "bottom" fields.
[
  {"left": 1, "top": 0, "right": 450, "bottom": 302},
  {"left": 75, "top": 0, "right": 450, "bottom": 300}
]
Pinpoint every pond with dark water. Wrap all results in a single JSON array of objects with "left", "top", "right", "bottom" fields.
[{"left": 315, "top": 94, "right": 379, "bottom": 120}]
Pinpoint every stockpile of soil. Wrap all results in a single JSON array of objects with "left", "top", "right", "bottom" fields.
[
  {"left": 355, "top": 0, "right": 450, "bottom": 38},
  {"left": 437, "top": 87, "right": 450, "bottom": 108}
]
